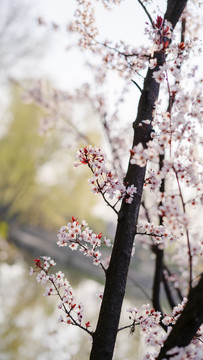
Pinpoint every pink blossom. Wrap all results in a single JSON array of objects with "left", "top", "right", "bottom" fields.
[{"left": 75, "top": 145, "right": 137, "bottom": 207}]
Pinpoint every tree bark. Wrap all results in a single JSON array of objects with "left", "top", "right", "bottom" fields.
[
  {"left": 156, "top": 274, "right": 203, "bottom": 360},
  {"left": 165, "top": 0, "right": 188, "bottom": 28},
  {"left": 90, "top": 55, "right": 163, "bottom": 360},
  {"left": 90, "top": 1, "right": 188, "bottom": 359}
]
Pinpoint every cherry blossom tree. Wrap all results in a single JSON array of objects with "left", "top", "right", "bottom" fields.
[{"left": 29, "top": 0, "right": 203, "bottom": 359}]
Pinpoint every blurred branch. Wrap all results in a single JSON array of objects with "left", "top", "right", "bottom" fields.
[
  {"left": 128, "top": 271, "right": 152, "bottom": 302},
  {"left": 163, "top": 264, "right": 183, "bottom": 301},
  {"left": 162, "top": 273, "right": 176, "bottom": 309}
]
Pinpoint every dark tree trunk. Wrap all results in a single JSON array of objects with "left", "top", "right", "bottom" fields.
[
  {"left": 165, "top": 0, "right": 188, "bottom": 28},
  {"left": 156, "top": 274, "right": 203, "bottom": 360},
  {"left": 90, "top": 57, "right": 163, "bottom": 360},
  {"left": 90, "top": 1, "right": 188, "bottom": 359}
]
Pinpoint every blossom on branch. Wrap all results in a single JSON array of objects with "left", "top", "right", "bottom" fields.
[
  {"left": 75, "top": 145, "right": 137, "bottom": 207},
  {"left": 127, "top": 300, "right": 203, "bottom": 358},
  {"left": 145, "top": 15, "right": 173, "bottom": 53},
  {"left": 57, "top": 216, "right": 111, "bottom": 268},
  {"left": 29, "top": 256, "right": 92, "bottom": 333}
]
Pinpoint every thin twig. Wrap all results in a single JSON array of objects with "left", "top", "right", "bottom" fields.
[
  {"left": 96, "top": 178, "right": 119, "bottom": 215},
  {"left": 100, "top": 261, "right": 107, "bottom": 274},
  {"left": 137, "top": 0, "right": 155, "bottom": 28},
  {"left": 94, "top": 38, "right": 139, "bottom": 58},
  {"left": 69, "top": 239, "right": 107, "bottom": 274},
  {"left": 87, "top": 161, "right": 119, "bottom": 215},
  {"left": 128, "top": 273, "right": 152, "bottom": 301},
  {"left": 38, "top": 263, "right": 93, "bottom": 336},
  {"left": 83, "top": 27, "right": 147, "bottom": 78},
  {"left": 136, "top": 231, "right": 163, "bottom": 238},
  {"left": 89, "top": 34, "right": 150, "bottom": 60},
  {"left": 131, "top": 79, "right": 143, "bottom": 93},
  {"left": 117, "top": 321, "right": 139, "bottom": 333}
]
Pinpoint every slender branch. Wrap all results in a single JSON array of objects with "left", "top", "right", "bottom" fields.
[
  {"left": 131, "top": 79, "right": 143, "bottom": 94},
  {"left": 117, "top": 321, "right": 138, "bottom": 333},
  {"left": 68, "top": 239, "right": 107, "bottom": 274},
  {"left": 93, "top": 38, "right": 140, "bottom": 58},
  {"left": 38, "top": 263, "right": 93, "bottom": 336},
  {"left": 52, "top": 278, "right": 93, "bottom": 334},
  {"left": 97, "top": 180, "right": 119, "bottom": 215},
  {"left": 83, "top": 27, "right": 148, "bottom": 78},
  {"left": 136, "top": 0, "right": 155, "bottom": 28},
  {"left": 83, "top": 28, "right": 147, "bottom": 78},
  {"left": 87, "top": 161, "right": 119, "bottom": 215},
  {"left": 100, "top": 261, "right": 107, "bottom": 274},
  {"left": 136, "top": 231, "right": 164, "bottom": 238},
  {"left": 89, "top": 34, "right": 150, "bottom": 61},
  {"left": 126, "top": 57, "right": 145, "bottom": 78}
]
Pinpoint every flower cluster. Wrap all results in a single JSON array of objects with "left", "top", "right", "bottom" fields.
[
  {"left": 57, "top": 217, "right": 111, "bottom": 267},
  {"left": 130, "top": 139, "right": 162, "bottom": 168},
  {"left": 127, "top": 303, "right": 161, "bottom": 329},
  {"left": 69, "top": 0, "right": 149, "bottom": 81},
  {"left": 165, "top": 344, "right": 203, "bottom": 360},
  {"left": 130, "top": 143, "right": 148, "bottom": 167},
  {"left": 159, "top": 194, "right": 189, "bottom": 231},
  {"left": 163, "top": 269, "right": 180, "bottom": 289},
  {"left": 127, "top": 304, "right": 164, "bottom": 346},
  {"left": 162, "top": 297, "right": 188, "bottom": 326},
  {"left": 27, "top": 2, "right": 203, "bottom": 358},
  {"left": 145, "top": 15, "right": 173, "bottom": 54},
  {"left": 161, "top": 299, "right": 203, "bottom": 358},
  {"left": 30, "top": 256, "right": 91, "bottom": 331},
  {"left": 128, "top": 301, "right": 203, "bottom": 359},
  {"left": 98, "top": 0, "right": 123, "bottom": 9},
  {"left": 144, "top": 168, "right": 162, "bottom": 191},
  {"left": 136, "top": 222, "right": 179, "bottom": 247},
  {"left": 75, "top": 146, "right": 137, "bottom": 205},
  {"left": 70, "top": 0, "right": 98, "bottom": 49}
]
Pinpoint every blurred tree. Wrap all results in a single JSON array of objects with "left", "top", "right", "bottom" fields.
[{"left": 0, "top": 87, "right": 100, "bottom": 231}]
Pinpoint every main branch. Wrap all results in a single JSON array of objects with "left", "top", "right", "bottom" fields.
[
  {"left": 89, "top": 1, "right": 188, "bottom": 359},
  {"left": 90, "top": 52, "right": 165, "bottom": 360}
]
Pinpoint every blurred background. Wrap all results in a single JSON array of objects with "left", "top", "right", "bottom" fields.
[{"left": 0, "top": 1, "right": 168, "bottom": 359}]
